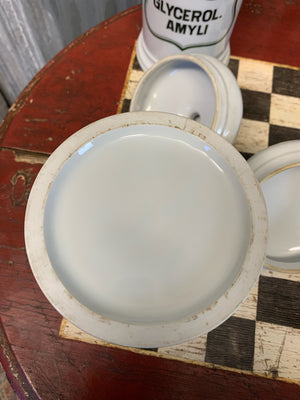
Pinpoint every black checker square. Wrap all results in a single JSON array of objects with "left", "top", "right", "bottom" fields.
[
  {"left": 257, "top": 276, "right": 300, "bottom": 329},
  {"left": 272, "top": 66, "right": 300, "bottom": 98},
  {"left": 121, "top": 98, "right": 131, "bottom": 113},
  {"left": 241, "top": 89, "right": 271, "bottom": 122},
  {"left": 268, "top": 124, "right": 300, "bottom": 146},
  {"left": 240, "top": 152, "right": 254, "bottom": 161},
  {"left": 133, "top": 55, "right": 142, "bottom": 71},
  {"left": 205, "top": 316, "right": 256, "bottom": 371},
  {"left": 228, "top": 58, "right": 239, "bottom": 78}
]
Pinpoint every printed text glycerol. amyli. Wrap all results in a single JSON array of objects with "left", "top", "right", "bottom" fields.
[{"left": 153, "top": 0, "right": 223, "bottom": 36}]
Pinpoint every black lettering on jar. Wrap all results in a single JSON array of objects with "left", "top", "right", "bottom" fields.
[
  {"left": 183, "top": 9, "right": 191, "bottom": 22},
  {"left": 174, "top": 7, "right": 183, "bottom": 19},
  {"left": 191, "top": 10, "right": 202, "bottom": 22},
  {"left": 197, "top": 24, "right": 208, "bottom": 35},
  {"left": 166, "top": 2, "right": 174, "bottom": 16},
  {"left": 202, "top": 10, "right": 213, "bottom": 22}
]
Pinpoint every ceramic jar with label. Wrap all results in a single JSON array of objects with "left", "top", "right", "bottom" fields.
[{"left": 137, "top": 0, "right": 243, "bottom": 70}]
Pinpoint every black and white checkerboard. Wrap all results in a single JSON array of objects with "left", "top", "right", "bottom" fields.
[{"left": 60, "top": 51, "right": 300, "bottom": 382}]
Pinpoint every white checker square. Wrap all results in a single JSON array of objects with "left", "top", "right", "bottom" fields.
[
  {"left": 234, "top": 119, "right": 269, "bottom": 154},
  {"left": 237, "top": 58, "right": 274, "bottom": 93},
  {"left": 124, "top": 78, "right": 140, "bottom": 99},
  {"left": 233, "top": 282, "right": 258, "bottom": 320},
  {"left": 270, "top": 93, "right": 300, "bottom": 129},
  {"left": 158, "top": 335, "right": 207, "bottom": 363},
  {"left": 254, "top": 321, "right": 300, "bottom": 380},
  {"left": 130, "top": 69, "right": 144, "bottom": 84},
  {"left": 261, "top": 267, "right": 300, "bottom": 284}
]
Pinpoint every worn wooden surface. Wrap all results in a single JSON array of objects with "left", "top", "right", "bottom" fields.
[
  {"left": 1, "top": 3, "right": 300, "bottom": 399},
  {"left": 230, "top": 0, "right": 300, "bottom": 67}
]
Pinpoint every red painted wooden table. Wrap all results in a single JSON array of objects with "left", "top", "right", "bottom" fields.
[{"left": 0, "top": 3, "right": 300, "bottom": 399}]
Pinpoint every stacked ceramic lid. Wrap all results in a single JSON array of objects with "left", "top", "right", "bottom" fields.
[
  {"left": 130, "top": 54, "right": 243, "bottom": 144},
  {"left": 248, "top": 141, "right": 300, "bottom": 273}
]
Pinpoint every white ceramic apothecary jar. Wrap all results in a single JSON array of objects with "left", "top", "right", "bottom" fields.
[{"left": 137, "top": 0, "right": 243, "bottom": 70}]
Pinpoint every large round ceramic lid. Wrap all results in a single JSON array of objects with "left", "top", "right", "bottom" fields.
[
  {"left": 248, "top": 140, "right": 300, "bottom": 272},
  {"left": 25, "top": 112, "right": 267, "bottom": 348}
]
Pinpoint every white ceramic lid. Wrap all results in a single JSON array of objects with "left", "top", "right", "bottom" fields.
[
  {"left": 130, "top": 54, "right": 242, "bottom": 143},
  {"left": 25, "top": 112, "right": 267, "bottom": 348},
  {"left": 248, "top": 140, "right": 300, "bottom": 272}
]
